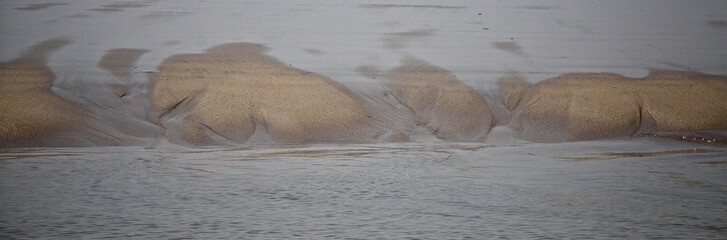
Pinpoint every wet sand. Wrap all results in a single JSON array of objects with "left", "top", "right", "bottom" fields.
[
  {"left": 98, "top": 48, "right": 149, "bottom": 97},
  {"left": 2, "top": 1, "right": 727, "bottom": 147},
  {"left": 501, "top": 71, "right": 727, "bottom": 142},
  {"left": 0, "top": 40, "right": 161, "bottom": 147},
  {"left": 3, "top": 40, "right": 727, "bottom": 147},
  {"left": 386, "top": 58, "right": 493, "bottom": 141},
  {"left": 150, "top": 43, "right": 388, "bottom": 145},
  {"left": 0, "top": 39, "right": 105, "bottom": 147}
]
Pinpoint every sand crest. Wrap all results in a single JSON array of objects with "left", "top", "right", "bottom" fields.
[
  {"left": 150, "top": 43, "right": 386, "bottom": 145},
  {"left": 385, "top": 58, "right": 493, "bottom": 141},
  {"left": 502, "top": 71, "right": 727, "bottom": 142}
]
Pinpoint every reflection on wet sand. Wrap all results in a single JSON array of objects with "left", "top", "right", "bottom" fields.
[
  {"left": 646, "top": 171, "right": 727, "bottom": 188},
  {"left": 557, "top": 148, "right": 724, "bottom": 162},
  {"left": 0, "top": 153, "right": 80, "bottom": 161},
  {"left": 692, "top": 160, "right": 727, "bottom": 165},
  {"left": 89, "top": 2, "right": 149, "bottom": 12},
  {"left": 256, "top": 149, "right": 373, "bottom": 158},
  {"left": 13, "top": 3, "right": 68, "bottom": 11},
  {"left": 359, "top": 4, "right": 465, "bottom": 9}
]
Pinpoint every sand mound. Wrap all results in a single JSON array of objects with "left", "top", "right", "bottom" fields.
[
  {"left": 385, "top": 58, "right": 493, "bottom": 141},
  {"left": 502, "top": 71, "right": 727, "bottom": 142},
  {"left": 0, "top": 39, "right": 115, "bottom": 147},
  {"left": 150, "top": 43, "right": 386, "bottom": 145}
]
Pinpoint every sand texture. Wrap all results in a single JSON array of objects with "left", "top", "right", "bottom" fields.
[
  {"left": 386, "top": 59, "right": 493, "bottom": 141},
  {"left": 0, "top": 39, "right": 113, "bottom": 147},
  {"left": 503, "top": 71, "right": 727, "bottom": 142},
  {"left": 150, "top": 43, "right": 387, "bottom": 145}
]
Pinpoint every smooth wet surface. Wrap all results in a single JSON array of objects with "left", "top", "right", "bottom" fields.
[
  {"left": 2, "top": 1, "right": 727, "bottom": 238},
  {"left": 2, "top": 0, "right": 727, "bottom": 147},
  {"left": 1, "top": 138, "right": 726, "bottom": 239}
]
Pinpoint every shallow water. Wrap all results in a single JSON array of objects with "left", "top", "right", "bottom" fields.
[
  {"left": 2, "top": 1, "right": 727, "bottom": 238},
  {"left": 2, "top": 138, "right": 726, "bottom": 239}
]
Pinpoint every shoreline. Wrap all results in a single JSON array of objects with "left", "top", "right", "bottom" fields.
[{"left": 2, "top": 40, "right": 726, "bottom": 147}]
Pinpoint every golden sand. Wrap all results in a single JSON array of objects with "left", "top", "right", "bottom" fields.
[
  {"left": 150, "top": 43, "right": 386, "bottom": 145},
  {"left": 4, "top": 39, "right": 726, "bottom": 147},
  {"left": 386, "top": 58, "right": 493, "bottom": 141},
  {"left": 0, "top": 39, "right": 87, "bottom": 147},
  {"left": 502, "top": 71, "right": 727, "bottom": 142}
]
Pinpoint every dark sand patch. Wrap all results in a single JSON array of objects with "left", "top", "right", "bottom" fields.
[
  {"left": 693, "top": 160, "right": 727, "bottom": 165},
  {"left": 355, "top": 65, "right": 380, "bottom": 79},
  {"left": 14, "top": 3, "right": 69, "bottom": 11},
  {"left": 647, "top": 170, "right": 727, "bottom": 187},
  {"left": 256, "top": 149, "right": 372, "bottom": 158},
  {"left": 0, "top": 153, "right": 80, "bottom": 161},
  {"left": 162, "top": 40, "right": 181, "bottom": 46},
  {"left": 503, "top": 71, "right": 727, "bottom": 142},
  {"left": 89, "top": 8, "right": 123, "bottom": 12},
  {"left": 708, "top": 20, "right": 727, "bottom": 28},
  {"left": 558, "top": 148, "right": 723, "bottom": 162},
  {"left": 383, "top": 29, "right": 435, "bottom": 49},
  {"left": 65, "top": 13, "right": 91, "bottom": 18},
  {"left": 303, "top": 48, "right": 324, "bottom": 55},
  {"left": 387, "top": 29, "right": 436, "bottom": 38},
  {"left": 385, "top": 58, "right": 493, "bottom": 141},
  {"left": 150, "top": 43, "right": 387, "bottom": 145},
  {"left": 98, "top": 48, "right": 149, "bottom": 83},
  {"left": 89, "top": 2, "right": 148, "bottom": 12},
  {"left": 518, "top": 5, "right": 558, "bottom": 10},
  {"left": 493, "top": 41, "right": 524, "bottom": 55},
  {"left": 138, "top": 11, "right": 192, "bottom": 22},
  {"left": 360, "top": 4, "right": 464, "bottom": 9}
]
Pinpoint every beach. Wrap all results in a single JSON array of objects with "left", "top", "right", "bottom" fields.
[{"left": 1, "top": 0, "right": 727, "bottom": 238}]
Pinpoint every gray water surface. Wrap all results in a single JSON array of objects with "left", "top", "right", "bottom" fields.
[{"left": 1, "top": 139, "right": 726, "bottom": 239}]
